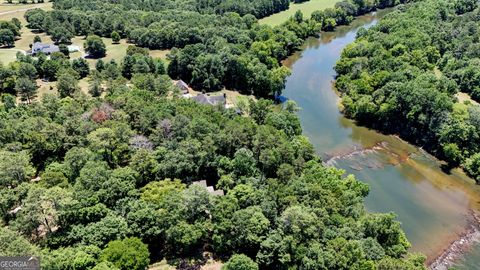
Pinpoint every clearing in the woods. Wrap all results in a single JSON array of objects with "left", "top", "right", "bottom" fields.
[{"left": 259, "top": 0, "right": 339, "bottom": 26}]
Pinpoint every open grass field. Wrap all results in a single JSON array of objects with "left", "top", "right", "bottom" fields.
[
  {"left": 0, "top": 2, "right": 53, "bottom": 63},
  {"left": 0, "top": 49, "right": 20, "bottom": 64},
  {"left": 149, "top": 49, "right": 171, "bottom": 62},
  {"left": 258, "top": 0, "right": 339, "bottom": 26},
  {"left": 0, "top": 2, "right": 50, "bottom": 13},
  {"left": 0, "top": 2, "right": 169, "bottom": 66},
  {"left": 69, "top": 37, "right": 170, "bottom": 68},
  {"left": 70, "top": 36, "right": 131, "bottom": 68},
  {"left": 35, "top": 77, "right": 90, "bottom": 98},
  {"left": 0, "top": 2, "right": 53, "bottom": 23}
]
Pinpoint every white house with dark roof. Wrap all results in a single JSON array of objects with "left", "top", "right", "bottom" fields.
[{"left": 31, "top": 42, "right": 60, "bottom": 55}]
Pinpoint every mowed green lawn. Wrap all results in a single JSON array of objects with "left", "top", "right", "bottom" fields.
[
  {"left": 0, "top": 50, "right": 18, "bottom": 64},
  {"left": 0, "top": 2, "right": 50, "bottom": 13},
  {"left": 69, "top": 36, "right": 170, "bottom": 68},
  {"left": 70, "top": 36, "right": 131, "bottom": 68},
  {"left": 259, "top": 0, "right": 339, "bottom": 26}
]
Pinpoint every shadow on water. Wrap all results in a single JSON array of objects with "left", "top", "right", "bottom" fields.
[{"left": 282, "top": 8, "right": 480, "bottom": 268}]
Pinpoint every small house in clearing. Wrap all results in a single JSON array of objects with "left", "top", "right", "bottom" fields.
[
  {"left": 31, "top": 42, "right": 60, "bottom": 55},
  {"left": 192, "top": 180, "right": 224, "bottom": 196},
  {"left": 175, "top": 80, "right": 190, "bottom": 95},
  {"left": 192, "top": 93, "right": 226, "bottom": 107}
]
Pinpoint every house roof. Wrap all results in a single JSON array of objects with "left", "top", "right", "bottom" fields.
[
  {"left": 176, "top": 80, "right": 189, "bottom": 90},
  {"left": 192, "top": 94, "right": 210, "bottom": 104},
  {"left": 192, "top": 93, "right": 226, "bottom": 106},
  {"left": 209, "top": 95, "right": 226, "bottom": 104},
  {"left": 192, "top": 180, "right": 208, "bottom": 188},
  {"left": 31, "top": 42, "right": 59, "bottom": 54},
  {"left": 192, "top": 180, "right": 224, "bottom": 196}
]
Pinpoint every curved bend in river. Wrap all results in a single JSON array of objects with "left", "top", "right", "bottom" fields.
[{"left": 282, "top": 9, "right": 480, "bottom": 269}]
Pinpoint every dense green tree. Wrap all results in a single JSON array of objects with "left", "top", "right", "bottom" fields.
[
  {"left": 40, "top": 58, "right": 62, "bottom": 80},
  {"left": 0, "top": 151, "right": 35, "bottom": 188},
  {"left": 141, "top": 179, "right": 185, "bottom": 205},
  {"left": 97, "top": 167, "right": 137, "bottom": 207},
  {"left": 1, "top": 93, "right": 16, "bottom": 111},
  {"left": 214, "top": 206, "right": 270, "bottom": 256},
  {"left": 25, "top": 10, "right": 45, "bottom": 30},
  {"left": 56, "top": 70, "right": 80, "bottom": 97},
  {"left": 17, "top": 62, "right": 37, "bottom": 80},
  {"left": 0, "top": 89, "right": 424, "bottom": 269},
  {"left": 465, "top": 153, "right": 480, "bottom": 184},
  {"left": 59, "top": 44, "right": 70, "bottom": 57},
  {"left": 63, "top": 147, "right": 95, "bottom": 181},
  {"left": 0, "top": 29, "right": 15, "bottom": 47},
  {"left": 102, "top": 61, "right": 121, "bottom": 80},
  {"left": 96, "top": 59, "right": 106, "bottom": 72},
  {"left": 11, "top": 17, "right": 21, "bottom": 30},
  {"left": 87, "top": 125, "right": 132, "bottom": 166},
  {"left": 0, "top": 227, "right": 38, "bottom": 256},
  {"left": 165, "top": 220, "right": 204, "bottom": 254},
  {"left": 51, "top": 26, "right": 73, "bottom": 44},
  {"left": 111, "top": 31, "right": 121, "bottom": 44},
  {"left": 101, "top": 237, "right": 150, "bottom": 270},
  {"left": 132, "top": 73, "right": 172, "bottom": 95},
  {"left": 84, "top": 35, "right": 106, "bottom": 58},
  {"left": 15, "top": 77, "right": 37, "bottom": 103},
  {"left": 69, "top": 214, "right": 131, "bottom": 247},
  {"left": 120, "top": 200, "right": 163, "bottom": 243},
  {"left": 40, "top": 162, "right": 69, "bottom": 188},
  {"left": 222, "top": 254, "right": 259, "bottom": 270},
  {"left": 72, "top": 58, "right": 90, "bottom": 78},
  {"left": 455, "top": 0, "right": 478, "bottom": 14},
  {"left": 42, "top": 245, "right": 101, "bottom": 270},
  {"left": 74, "top": 160, "right": 110, "bottom": 199},
  {"left": 89, "top": 78, "right": 103, "bottom": 97},
  {"left": 232, "top": 148, "right": 257, "bottom": 178},
  {"left": 0, "top": 20, "right": 20, "bottom": 37},
  {"left": 12, "top": 186, "right": 72, "bottom": 239},
  {"left": 27, "top": 0, "right": 396, "bottom": 96},
  {"left": 249, "top": 99, "right": 273, "bottom": 125}
]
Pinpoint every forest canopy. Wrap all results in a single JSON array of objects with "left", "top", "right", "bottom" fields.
[
  {"left": 22, "top": 0, "right": 408, "bottom": 95},
  {"left": 0, "top": 90, "right": 426, "bottom": 269},
  {"left": 0, "top": 0, "right": 431, "bottom": 269}
]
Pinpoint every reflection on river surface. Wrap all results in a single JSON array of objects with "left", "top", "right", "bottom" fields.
[{"left": 282, "top": 8, "right": 480, "bottom": 268}]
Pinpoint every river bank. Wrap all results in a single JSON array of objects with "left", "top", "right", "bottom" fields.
[
  {"left": 429, "top": 211, "right": 480, "bottom": 269},
  {"left": 281, "top": 8, "right": 480, "bottom": 268}
]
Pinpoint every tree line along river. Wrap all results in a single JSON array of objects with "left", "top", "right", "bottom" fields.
[{"left": 281, "top": 8, "right": 480, "bottom": 269}]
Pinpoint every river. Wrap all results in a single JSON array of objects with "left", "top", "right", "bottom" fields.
[{"left": 281, "top": 8, "right": 480, "bottom": 269}]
